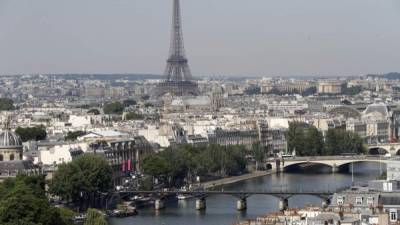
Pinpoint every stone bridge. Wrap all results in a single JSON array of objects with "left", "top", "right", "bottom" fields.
[
  {"left": 367, "top": 143, "right": 400, "bottom": 155},
  {"left": 266, "top": 156, "right": 395, "bottom": 173}
]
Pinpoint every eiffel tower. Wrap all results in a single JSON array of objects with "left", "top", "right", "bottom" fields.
[{"left": 154, "top": 0, "right": 199, "bottom": 96}]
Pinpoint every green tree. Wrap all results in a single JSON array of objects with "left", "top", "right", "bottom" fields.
[
  {"left": 49, "top": 154, "right": 113, "bottom": 209},
  {"left": 87, "top": 109, "right": 100, "bottom": 115},
  {"left": 138, "top": 176, "right": 154, "bottom": 191},
  {"left": 142, "top": 155, "right": 171, "bottom": 180},
  {"left": 341, "top": 84, "right": 363, "bottom": 96},
  {"left": 58, "top": 207, "right": 76, "bottom": 225},
  {"left": 144, "top": 102, "right": 154, "bottom": 108},
  {"left": 84, "top": 209, "right": 108, "bottom": 225},
  {"left": 123, "top": 99, "right": 137, "bottom": 107},
  {"left": 286, "top": 123, "right": 326, "bottom": 156},
  {"left": 141, "top": 144, "right": 247, "bottom": 187},
  {"left": 302, "top": 86, "right": 317, "bottom": 96},
  {"left": 225, "top": 145, "right": 247, "bottom": 175},
  {"left": 103, "top": 102, "right": 124, "bottom": 115},
  {"left": 303, "top": 127, "right": 324, "bottom": 156},
  {"left": 286, "top": 122, "right": 307, "bottom": 155},
  {"left": 325, "top": 129, "right": 366, "bottom": 155},
  {"left": 65, "top": 131, "right": 86, "bottom": 141},
  {"left": 0, "top": 98, "right": 15, "bottom": 111},
  {"left": 125, "top": 112, "right": 144, "bottom": 121},
  {"left": 252, "top": 142, "right": 265, "bottom": 170},
  {"left": 15, "top": 126, "right": 47, "bottom": 142},
  {"left": 0, "top": 175, "right": 66, "bottom": 225},
  {"left": 141, "top": 95, "right": 150, "bottom": 101},
  {"left": 244, "top": 85, "right": 261, "bottom": 95}
]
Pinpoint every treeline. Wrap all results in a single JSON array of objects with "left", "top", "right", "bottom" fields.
[
  {"left": 142, "top": 145, "right": 247, "bottom": 188},
  {"left": 65, "top": 131, "right": 86, "bottom": 141},
  {"left": 0, "top": 98, "right": 15, "bottom": 111},
  {"left": 0, "top": 175, "right": 74, "bottom": 225},
  {"left": 49, "top": 154, "right": 113, "bottom": 210},
  {"left": 286, "top": 122, "right": 366, "bottom": 156},
  {"left": 0, "top": 157, "right": 111, "bottom": 225},
  {"left": 15, "top": 126, "right": 47, "bottom": 142},
  {"left": 103, "top": 99, "right": 138, "bottom": 115},
  {"left": 341, "top": 84, "right": 363, "bottom": 96}
]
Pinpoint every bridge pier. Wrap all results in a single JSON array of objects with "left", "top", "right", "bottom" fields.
[
  {"left": 332, "top": 164, "right": 339, "bottom": 173},
  {"left": 278, "top": 198, "right": 289, "bottom": 211},
  {"left": 196, "top": 198, "right": 206, "bottom": 210},
  {"left": 155, "top": 199, "right": 165, "bottom": 210},
  {"left": 236, "top": 198, "right": 247, "bottom": 211}
]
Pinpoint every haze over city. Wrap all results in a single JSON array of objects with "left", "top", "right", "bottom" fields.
[
  {"left": 4, "top": 1, "right": 400, "bottom": 225},
  {"left": 1, "top": 0, "right": 400, "bottom": 76}
]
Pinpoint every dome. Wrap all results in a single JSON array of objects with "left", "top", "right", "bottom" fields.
[{"left": 0, "top": 130, "right": 22, "bottom": 149}]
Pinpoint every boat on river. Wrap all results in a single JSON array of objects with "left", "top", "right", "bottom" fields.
[
  {"left": 108, "top": 208, "right": 138, "bottom": 218},
  {"left": 176, "top": 186, "right": 194, "bottom": 200},
  {"left": 177, "top": 194, "right": 193, "bottom": 200}
]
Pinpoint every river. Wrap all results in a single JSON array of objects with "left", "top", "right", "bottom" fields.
[{"left": 110, "top": 162, "right": 385, "bottom": 225}]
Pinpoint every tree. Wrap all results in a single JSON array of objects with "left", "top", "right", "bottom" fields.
[
  {"left": 286, "top": 123, "right": 325, "bottom": 156},
  {"left": 49, "top": 154, "right": 113, "bottom": 209},
  {"left": 141, "top": 144, "right": 248, "bottom": 187},
  {"left": 303, "top": 87, "right": 317, "bottom": 96},
  {"left": 58, "top": 207, "right": 76, "bottom": 225},
  {"left": 87, "top": 109, "right": 100, "bottom": 115},
  {"left": 103, "top": 102, "right": 124, "bottom": 115},
  {"left": 141, "top": 95, "right": 150, "bottom": 101},
  {"left": 142, "top": 155, "right": 171, "bottom": 180},
  {"left": 84, "top": 209, "right": 108, "bottom": 225},
  {"left": 341, "top": 84, "right": 363, "bottom": 96},
  {"left": 0, "top": 98, "right": 15, "bottom": 111},
  {"left": 65, "top": 131, "right": 86, "bottom": 141},
  {"left": 245, "top": 85, "right": 261, "bottom": 95},
  {"left": 286, "top": 122, "right": 307, "bottom": 155},
  {"left": 0, "top": 175, "right": 67, "bottom": 225},
  {"left": 123, "top": 99, "right": 137, "bottom": 107},
  {"left": 252, "top": 142, "right": 265, "bottom": 170},
  {"left": 15, "top": 126, "right": 47, "bottom": 142},
  {"left": 303, "top": 127, "right": 324, "bottom": 156},
  {"left": 125, "top": 112, "right": 144, "bottom": 121},
  {"left": 144, "top": 103, "right": 153, "bottom": 108},
  {"left": 325, "top": 129, "right": 366, "bottom": 155}
]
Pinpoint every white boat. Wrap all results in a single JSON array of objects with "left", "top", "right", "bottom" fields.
[{"left": 177, "top": 194, "right": 193, "bottom": 200}]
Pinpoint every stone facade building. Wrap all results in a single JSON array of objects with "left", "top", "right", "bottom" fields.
[{"left": 0, "top": 124, "right": 37, "bottom": 181}]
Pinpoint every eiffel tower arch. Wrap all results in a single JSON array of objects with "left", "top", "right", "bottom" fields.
[{"left": 154, "top": 0, "right": 200, "bottom": 97}]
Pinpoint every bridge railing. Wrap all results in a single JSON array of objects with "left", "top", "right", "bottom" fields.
[{"left": 266, "top": 155, "right": 397, "bottom": 162}]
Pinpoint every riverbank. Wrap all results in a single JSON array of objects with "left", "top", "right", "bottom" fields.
[{"left": 202, "top": 170, "right": 276, "bottom": 189}]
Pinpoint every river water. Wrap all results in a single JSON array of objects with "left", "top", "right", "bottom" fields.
[{"left": 110, "top": 162, "right": 385, "bottom": 225}]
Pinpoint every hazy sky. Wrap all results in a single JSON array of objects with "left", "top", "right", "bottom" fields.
[{"left": 1, "top": 0, "right": 400, "bottom": 77}]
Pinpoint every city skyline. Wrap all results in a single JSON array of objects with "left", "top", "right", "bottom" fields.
[{"left": 0, "top": 0, "right": 400, "bottom": 76}]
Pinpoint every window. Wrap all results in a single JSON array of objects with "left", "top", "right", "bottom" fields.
[
  {"left": 384, "top": 182, "right": 393, "bottom": 192},
  {"left": 390, "top": 210, "right": 397, "bottom": 222},
  {"left": 367, "top": 197, "right": 374, "bottom": 205},
  {"left": 9, "top": 154, "right": 14, "bottom": 161},
  {"left": 337, "top": 196, "right": 344, "bottom": 205},
  {"left": 355, "top": 197, "right": 363, "bottom": 205},
  {"left": 0, "top": 154, "right": 3, "bottom": 161}
]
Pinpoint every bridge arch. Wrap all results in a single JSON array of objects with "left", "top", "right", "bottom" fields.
[
  {"left": 335, "top": 160, "right": 389, "bottom": 169},
  {"left": 283, "top": 161, "right": 334, "bottom": 171},
  {"left": 368, "top": 147, "right": 389, "bottom": 155}
]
